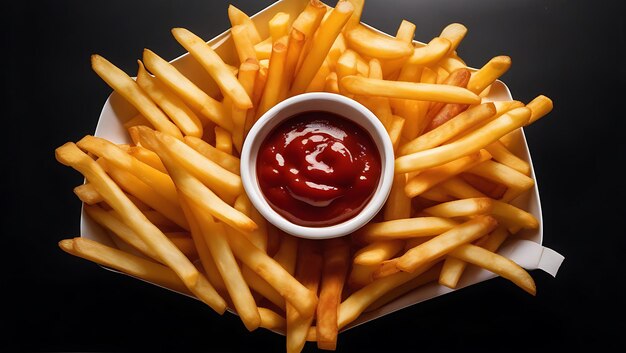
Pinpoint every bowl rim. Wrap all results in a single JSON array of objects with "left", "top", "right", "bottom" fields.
[{"left": 240, "top": 92, "right": 395, "bottom": 239}]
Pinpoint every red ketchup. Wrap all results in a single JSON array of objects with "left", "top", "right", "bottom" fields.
[{"left": 257, "top": 111, "right": 381, "bottom": 227}]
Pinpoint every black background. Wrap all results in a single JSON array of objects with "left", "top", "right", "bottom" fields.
[{"left": 4, "top": 0, "right": 625, "bottom": 351}]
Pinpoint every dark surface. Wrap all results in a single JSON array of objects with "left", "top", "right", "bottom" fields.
[{"left": 4, "top": 0, "right": 625, "bottom": 351}]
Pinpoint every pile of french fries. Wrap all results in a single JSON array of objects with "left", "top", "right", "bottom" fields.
[{"left": 56, "top": 0, "right": 553, "bottom": 351}]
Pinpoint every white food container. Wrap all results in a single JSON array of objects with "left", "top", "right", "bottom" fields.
[{"left": 81, "top": 0, "right": 564, "bottom": 333}]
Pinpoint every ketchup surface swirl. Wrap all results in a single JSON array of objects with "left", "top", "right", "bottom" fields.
[{"left": 257, "top": 111, "right": 381, "bottom": 227}]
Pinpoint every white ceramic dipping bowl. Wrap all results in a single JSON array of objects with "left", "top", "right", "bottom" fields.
[{"left": 240, "top": 92, "right": 394, "bottom": 239}]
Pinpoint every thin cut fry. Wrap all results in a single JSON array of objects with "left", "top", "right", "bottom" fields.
[
  {"left": 357, "top": 217, "right": 459, "bottom": 242},
  {"left": 396, "top": 215, "right": 498, "bottom": 272},
  {"left": 228, "top": 4, "right": 262, "bottom": 44},
  {"left": 395, "top": 107, "right": 531, "bottom": 173},
  {"left": 400, "top": 103, "right": 496, "bottom": 155},
  {"left": 74, "top": 183, "right": 103, "bottom": 205},
  {"left": 467, "top": 56, "right": 512, "bottom": 94},
  {"left": 231, "top": 25, "right": 257, "bottom": 63},
  {"left": 439, "top": 23, "right": 467, "bottom": 54},
  {"left": 316, "top": 238, "right": 350, "bottom": 350},
  {"left": 449, "top": 243, "right": 536, "bottom": 295},
  {"left": 257, "top": 36, "right": 289, "bottom": 118},
  {"left": 287, "top": 242, "right": 322, "bottom": 353},
  {"left": 172, "top": 28, "right": 252, "bottom": 109},
  {"left": 188, "top": 197, "right": 261, "bottom": 331},
  {"left": 135, "top": 61, "right": 203, "bottom": 137},
  {"left": 59, "top": 238, "right": 192, "bottom": 297},
  {"left": 345, "top": 24, "right": 414, "bottom": 59},
  {"left": 55, "top": 143, "right": 199, "bottom": 287},
  {"left": 183, "top": 136, "right": 240, "bottom": 175},
  {"left": 90, "top": 55, "right": 183, "bottom": 139},
  {"left": 404, "top": 149, "right": 492, "bottom": 197},
  {"left": 290, "top": 1, "right": 354, "bottom": 95},
  {"left": 142, "top": 49, "right": 230, "bottom": 131},
  {"left": 76, "top": 135, "right": 180, "bottom": 206},
  {"left": 226, "top": 228, "right": 318, "bottom": 318},
  {"left": 341, "top": 76, "right": 481, "bottom": 104}
]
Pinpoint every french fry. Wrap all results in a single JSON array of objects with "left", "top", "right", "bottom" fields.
[
  {"left": 90, "top": 55, "right": 183, "bottom": 140},
  {"left": 231, "top": 60, "right": 259, "bottom": 153},
  {"left": 305, "top": 59, "right": 331, "bottom": 93},
  {"left": 259, "top": 307, "right": 287, "bottom": 331},
  {"left": 172, "top": 28, "right": 252, "bottom": 110},
  {"left": 449, "top": 243, "right": 536, "bottom": 295},
  {"left": 257, "top": 36, "right": 289, "bottom": 118},
  {"left": 143, "top": 128, "right": 243, "bottom": 202},
  {"left": 353, "top": 240, "right": 404, "bottom": 266},
  {"left": 123, "top": 114, "right": 153, "bottom": 130},
  {"left": 84, "top": 205, "right": 159, "bottom": 259},
  {"left": 234, "top": 194, "right": 268, "bottom": 252},
  {"left": 338, "top": 261, "right": 437, "bottom": 330},
  {"left": 423, "top": 67, "right": 472, "bottom": 128},
  {"left": 74, "top": 183, "right": 103, "bottom": 205},
  {"left": 290, "top": 1, "right": 354, "bottom": 95},
  {"left": 404, "top": 149, "right": 492, "bottom": 197},
  {"left": 461, "top": 173, "right": 508, "bottom": 200},
  {"left": 395, "top": 107, "right": 531, "bottom": 173},
  {"left": 287, "top": 242, "right": 322, "bottom": 353},
  {"left": 167, "top": 236, "right": 197, "bottom": 259},
  {"left": 135, "top": 61, "right": 203, "bottom": 138},
  {"left": 345, "top": 24, "right": 414, "bottom": 59},
  {"left": 490, "top": 200, "right": 539, "bottom": 230},
  {"left": 316, "top": 238, "right": 350, "bottom": 351},
  {"left": 55, "top": 143, "right": 199, "bottom": 287},
  {"left": 344, "top": 0, "right": 364, "bottom": 29},
  {"left": 341, "top": 76, "right": 481, "bottom": 104},
  {"left": 526, "top": 94, "right": 554, "bottom": 125},
  {"left": 396, "top": 215, "right": 498, "bottom": 272},
  {"left": 485, "top": 140, "right": 531, "bottom": 175},
  {"left": 226, "top": 228, "right": 318, "bottom": 318},
  {"left": 127, "top": 145, "right": 167, "bottom": 173},
  {"left": 214, "top": 126, "right": 233, "bottom": 155},
  {"left": 292, "top": 0, "right": 327, "bottom": 37},
  {"left": 178, "top": 197, "right": 226, "bottom": 292},
  {"left": 366, "top": 263, "right": 442, "bottom": 312},
  {"left": 269, "top": 12, "right": 291, "bottom": 42},
  {"left": 439, "top": 226, "right": 511, "bottom": 288},
  {"left": 423, "top": 197, "right": 494, "bottom": 218},
  {"left": 348, "top": 263, "right": 377, "bottom": 289},
  {"left": 324, "top": 72, "right": 340, "bottom": 94},
  {"left": 336, "top": 50, "right": 358, "bottom": 95},
  {"left": 419, "top": 186, "right": 455, "bottom": 203},
  {"left": 254, "top": 38, "right": 273, "bottom": 61},
  {"left": 438, "top": 176, "right": 486, "bottom": 199},
  {"left": 142, "top": 49, "right": 230, "bottom": 131},
  {"left": 389, "top": 115, "right": 406, "bottom": 151},
  {"left": 383, "top": 173, "right": 412, "bottom": 221},
  {"left": 183, "top": 136, "right": 240, "bottom": 175},
  {"left": 188, "top": 197, "right": 261, "bottom": 332},
  {"left": 467, "top": 56, "right": 512, "bottom": 95},
  {"left": 279, "top": 29, "right": 305, "bottom": 101},
  {"left": 228, "top": 4, "right": 262, "bottom": 44},
  {"left": 99, "top": 160, "right": 189, "bottom": 230},
  {"left": 439, "top": 23, "right": 468, "bottom": 54},
  {"left": 77, "top": 135, "right": 180, "bottom": 206},
  {"left": 138, "top": 128, "right": 255, "bottom": 232},
  {"left": 241, "top": 265, "right": 285, "bottom": 311},
  {"left": 407, "top": 37, "right": 451, "bottom": 66},
  {"left": 400, "top": 103, "right": 496, "bottom": 155},
  {"left": 59, "top": 238, "right": 192, "bottom": 297},
  {"left": 357, "top": 217, "right": 458, "bottom": 242},
  {"left": 467, "top": 159, "right": 534, "bottom": 201},
  {"left": 327, "top": 33, "right": 347, "bottom": 70},
  {"left": 274, "top": 233, "right": 299, "bottom": 275},
  {"left": 231, "top": 25, "right": 258, "bottom": 63}
]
